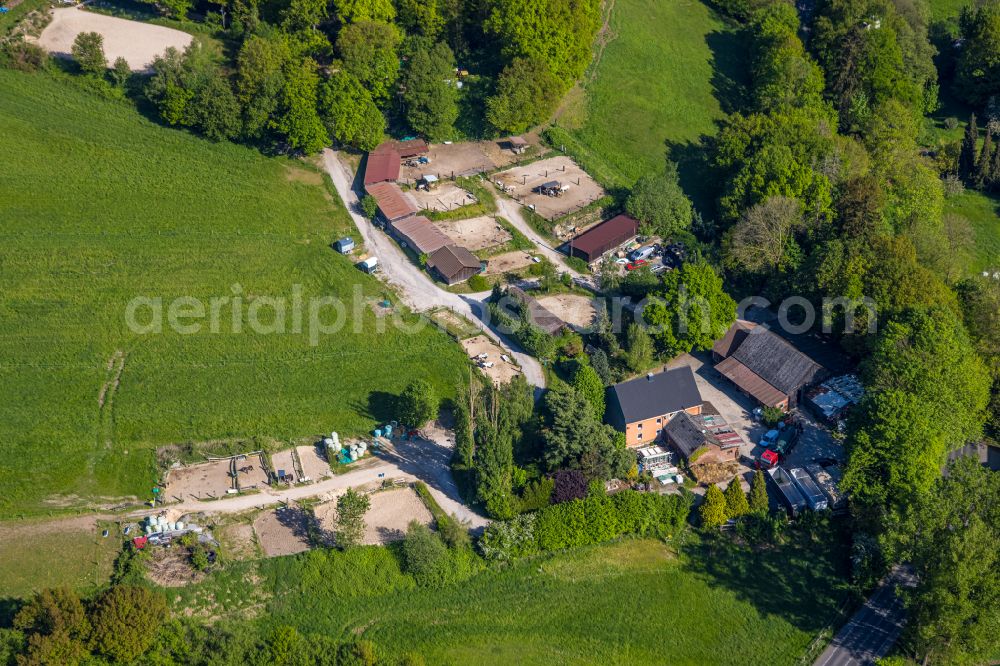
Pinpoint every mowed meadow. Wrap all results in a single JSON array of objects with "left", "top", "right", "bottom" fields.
[
  {"left": 562, "top": 0, "right": 746, "bottom": 199},
  {"left": 0, "top": 70, "right": 467, "bottom": 518},
  {"left": 169, "top": 533, "right": 853, "bottom": 665}
]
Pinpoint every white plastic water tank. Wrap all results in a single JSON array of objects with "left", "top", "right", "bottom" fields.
[
  {"left": 349, "top": 450, "right": 358, "bottom": 461},
  {"left": 175, "top": 521, "right": 185, "bottom": 531},
  {"left": 323, "top": 437, "right": 334, "bottom": 448}
]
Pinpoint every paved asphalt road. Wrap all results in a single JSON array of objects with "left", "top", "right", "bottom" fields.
[
  {"left": 814, "top": 565, "right": 917, "bottom": 666},
  {"left": 321, "top": 149, "right": 545, "bottom": 388}
]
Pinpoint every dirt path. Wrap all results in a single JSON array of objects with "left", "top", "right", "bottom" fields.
[
  {"left": 321, "top": 149, "right": 546, "bottom": 388},
  {"left": 490, "top": 183, "right": 597, "bottom": 287},
  {"left": 133, "top": 430, "right": 489, "bottom": 529}
]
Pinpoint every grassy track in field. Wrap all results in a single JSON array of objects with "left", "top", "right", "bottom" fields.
[
  {"left": 169, "top": 530, "right": 853, "bottom": 665},
  {"left": 0, "top": 70, "right": 467, "bottom": 519},
  {"left": 563, "top": 0, "right": 746, "bottom": 206}
]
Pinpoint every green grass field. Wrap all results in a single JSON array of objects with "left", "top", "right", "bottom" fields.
[
  {"left": 928, "top": 0, "right": 973, "bottom": 22},
  {"left": 562, "top": 0, "right": 745, "bottom": 205},
  {"left": 0, "top": 70, "right": 467, "bottom": 519},
  {"left": 169, "top": 529, "right": 853, "bottom": 665},
  {"left": 945, "top": 189, "right": 1000, "bottom": 272}
]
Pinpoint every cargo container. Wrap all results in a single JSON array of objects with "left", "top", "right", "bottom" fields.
[
  {"left": 790, "top": 468, "right": 828, "bottom": 511},
  {"left": 767, "top": 466, "right": 807, "bottom": 515}
]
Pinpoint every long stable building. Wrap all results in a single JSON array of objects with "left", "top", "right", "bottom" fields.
[
  {"left": 713, "top": 320, "right": 825, "bottom": 409},
  {"left": 567, "top": 214, "right": 640, "bottom": 263}
]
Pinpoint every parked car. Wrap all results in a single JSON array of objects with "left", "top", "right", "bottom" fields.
[{"left": 759, "top": 429, "right": 780, "bottom": 448}]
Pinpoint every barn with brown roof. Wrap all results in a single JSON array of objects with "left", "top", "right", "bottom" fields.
[
  {"left": 390, "top": 216, "right": 452, "bottom": 256},
  {"left": 713, "top": 320, "right": 826, "bottom": 409},
  {"left": 566, "top": 214, "right": 640, "bottom": 263},
  {"left": 428, "top": 245, "right": 481, "bottom": 284},
  {"left": 364, "top": 144, "right": 401, "bottom": 185},
  {"left": 365, "top": 182, "right": 417, "bottom": 224}
]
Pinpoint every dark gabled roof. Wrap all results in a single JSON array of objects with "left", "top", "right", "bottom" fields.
[
  {"left": 390, "top": 139, "right": 428, "bottom": 158},
  {"left": 712, "top": 319, "right": 756, "bottom": 358},
  {"left": 568, "top": 214, "right": 640, "bottom": 260},
  {"left": 609, "top": 366, "right": 702, "bottom": 424},
  {"left": 507, "top": 286, "right": 565, "bottom": 335},
  {"left": 664, "top": 411, "right": 719, "bottom": 459},
  {"left": 730, "top": 328, "right": 824, "bottom": 395},
  {"left": 715, "top": 356, "right": 788, "bottom": 407},
  {"left": 508, "top": 135, "right": 528, "bottom": 146},
  {"left": 364, "top": 144, "right": 401, "bottom": 185},
  {"left": 428, "top": 244, "right": 480, "bottom": 279}
]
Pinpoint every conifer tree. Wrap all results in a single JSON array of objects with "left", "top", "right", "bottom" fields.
[
  {"left": 959, "top": 113, "right": 979, "bottom": 181},
  {"left": 976, "top": 129, "right": 994, "bottom": 188}
]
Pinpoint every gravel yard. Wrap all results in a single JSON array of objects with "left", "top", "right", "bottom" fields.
[
  {"left": 398, "top": 140, "right": 525, "bottom": 183},
  {"left": 37, "top": 8, "right": 193, "bottom": 71}
]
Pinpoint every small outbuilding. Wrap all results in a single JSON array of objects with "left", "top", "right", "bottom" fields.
[
  {"left": 537, "top": 180, "right": 562, "bottom": 196},
  {"left": 507, "top": 136, "right": 529, "bottom": 154},
  {"left": 428, "top": 244, "right": 482, "bottom": 284},
  {"left": 333, "top": 237, "right": 355, "bottom": 254}
]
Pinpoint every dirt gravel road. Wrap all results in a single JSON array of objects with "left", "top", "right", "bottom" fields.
[{"left": 321, "top": 149, "right": 545, "bottom": 388}]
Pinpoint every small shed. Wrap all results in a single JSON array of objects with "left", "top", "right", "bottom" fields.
[
  {"left": 428, "top": 244, "right": 482, "bottom": 284},
  {"left": 507, "top": 136, "right": 529, "bottom": 154},
  {"left": 333, "top": 237, "right": 355, "bottom": 254},
  {"left": 538, "top": 180, "right": 562, "bottom": 196}
]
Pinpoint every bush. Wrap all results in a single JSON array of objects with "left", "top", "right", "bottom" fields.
[
  {"left": 1, "top": 41, "right": 48, "bottom": 72},
  {"left": 89, "top": 586, "right": 168, "bottom": 663},
  {"left": 401, "top": 521, "right": 450, "bottom": 586},
  {"left": 71, "top": 32, "right": 106, "bottom": 75},
  {"left": 699, "top": 485, "right": 728, "bottom": 528},
  {"left": 551, "top": 469, "right": 588, "bottom": 504},
  {"left": 360, "top": 194, "right": 378, "bottom": 220},
  {"left": 467, "top": 274, "right": 489, "bottom": 291},
  {"left": 479, "top": 513, "right": 538, "bottom": 562},
  {"left": 518, "top": 477, "right": 554, "bottom": 512},
  {"left": 761, "top": 406, "right": 785, "bottom": 427}
]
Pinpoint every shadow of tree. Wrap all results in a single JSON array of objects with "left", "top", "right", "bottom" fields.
[
  {"left": 706, "top": 28, "right": 751, "bottom": 116},
  {"left": 679, "top": 521, "right": 856, "bottom": 633},
  {"left": 273, "top": 505, "right": 316, "bottom": 545}
]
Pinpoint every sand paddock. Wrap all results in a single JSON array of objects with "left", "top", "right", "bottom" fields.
[
  {"left": 253, "top": 506, "right": 312, "bottom": 557},
  {"left": 37, "top": 8, "right": 193, "bottom": 71},
  {"left": 535, "top": 294, "right": 598, "bottom": 330},
  {"left": 484, "top": 250, "right": 535, "bottom": 275},
  {"left": 296, "top": 445, "right": 332, "bottom": 480},
  {"left": 165, "top": 460, "right": 233, "bottom": 501},
  {"left": 461, "top": 335, "right": 520, "bottom": 385},
  {"left": 314, "top": 487, "right": 432, "bottom": 546},
  {"left": 495, "top": 156, "right": 605, "bottom": 220},
  {"left": 410, "top": 182, "right": 476, "bottom": 213},
  {"left": 399, "top": 140, "right": 524, "bottom": 183},
  {"left": 435, "top": 215, "right": 511, "bottom": 251}
]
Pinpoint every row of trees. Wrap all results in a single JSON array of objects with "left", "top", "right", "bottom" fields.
[{"left": 126, "top": 0, "right": 601, "bottom": 148}]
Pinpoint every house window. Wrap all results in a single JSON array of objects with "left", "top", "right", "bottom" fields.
[
  {"left": 656, "top": 418, "right": 661, "bottom": 424},
  {"left": 656, "top": 429, "right": 662, "bottom": 435},
  {"left": 637, "top": 433, "right": 643, "bottom": 440},
  {"left": 637, "top": 423, "right": 643, "bottom": 429}
]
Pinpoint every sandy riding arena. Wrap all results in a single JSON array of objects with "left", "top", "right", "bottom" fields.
[
  {"left": 484, "top": 250, "right": 534, "bottom": 275},
  {"left": 495, "top": 156, "right": 605, "bottom": 220},
  {"left": 435, "top": 216, "right": 511, "bottom": 251},
  {"left": 37, "top": 8, "right": 193, "bottom": 71},
  {"left": 461, "top": 335, "right": 520, "bottom": 385},
  {"left": 535, "top": 294, "right": 597, "bottom": 330}
]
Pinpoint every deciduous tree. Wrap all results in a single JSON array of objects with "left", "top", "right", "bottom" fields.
[
  {"left": 625, "top": 162, "right": 693, "bottom": 239},
  {"left": 398, "top": 379, "right": 439, "bottom": 427},
  {"left": 318, "top": 71, "right": 385, "bottom": 150},
  {"left": 334, "top": 488, "right": 370, "bottom": 548},
  {"left": 402, "top": 41, "right": 458, "bottom": 140},
  {"left": 337, "top": 20, "right": 401, "bottom": 103},
  {"left": 71, "top": 32, "right": 106, "bottom": 75},
  {"left": 89, "top": 586, "right": 168, "bottom": 663},
  {"left": 486, "top": 57, "right": 562, "bottom": 134}
]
